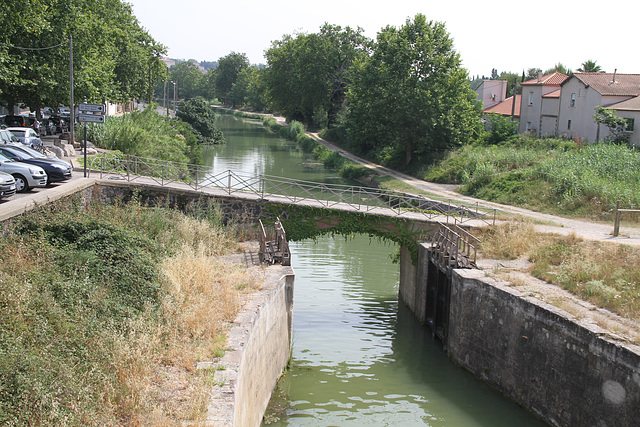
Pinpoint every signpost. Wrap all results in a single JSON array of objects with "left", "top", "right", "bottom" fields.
[{"left": 78, "top": 102, "right": 105, "bottom": 177}]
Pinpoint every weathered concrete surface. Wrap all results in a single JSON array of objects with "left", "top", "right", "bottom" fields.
[
  {"left": 399, "top": 244, "right": 640, "bottom": 426},
  {"left": 204, "top": 265, "right": 294, "bottom": 427},
  {"left": 448, "top": 269, "right": 640, "bottom": 426}
]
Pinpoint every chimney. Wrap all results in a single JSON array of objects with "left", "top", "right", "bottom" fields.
[
  {"left": 612, "top": 69, "right": 617, "bottom": 83},
  {"left": 538, "top": 70, "right": 542, "bottom": 82}
]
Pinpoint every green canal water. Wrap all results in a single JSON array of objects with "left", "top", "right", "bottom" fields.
[{"left": 207, "top": 114, "right": 546, "bottom": 426}]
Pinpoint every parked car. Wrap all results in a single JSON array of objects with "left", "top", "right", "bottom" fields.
[
  {"left": 0, "top": 129, "right": 20, "bottom": 144},
  {"left": 3, "top": 115, "right": 26, "bottom": 127},
  {"left": 0, "top": 145, "right": 72, "bottom": 185},
  {"left": 0, "top": 152, "right": 47, "bottom": 192},
  {"left": 0, "top": 171, "right": 16, "bottom": 198},
  {"left": 6, "top": 127, "right": 43, "bottom": 150},
  {"left": 48, "top": 116, "right": 68, "bottom": 133},
  {"left": 38, "top": 118, "right": 54, "bottom": 135}
]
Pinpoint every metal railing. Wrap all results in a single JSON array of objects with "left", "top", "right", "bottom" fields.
[
  {"left": 430, "top": 222, "right": 480, "bottom": 270},
  {"left": 87, "top": 153, "right": 501, "bottom": 224},
  {"left": 258, "top": 217, "right": 291, "bottom": 266}
]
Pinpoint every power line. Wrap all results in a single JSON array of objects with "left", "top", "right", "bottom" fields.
[{"left": 0, "top": 41, "right": 66, "bottom": 51}]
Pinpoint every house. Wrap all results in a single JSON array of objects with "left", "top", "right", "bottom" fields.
[
  {"left": 519, "top": 72, "right": 569, "bottom": 137},
  {"left": 475, "top": 80, "right": 509, "bottom": 109},
  {"left": 483, "top": 94, "right": 521, "bottom": 125},
  {"left": 557, "top": 72, "right": 640, "bottom": 145}
]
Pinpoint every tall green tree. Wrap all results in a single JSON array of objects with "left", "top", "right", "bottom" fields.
[
  {"left": 346, "top": 14, "right": 481, "bottom": 168},
  {"left": 544, "top": 62, "right": 572, "bottom": 75},
  {"left": 0, "top": 0, "right": 165, "bottom": 114},
  {"left": 168, "top": 61, "right": 205, "bottom": 101},
  {"left": 215, "top": 52, "right": 249, "bottom": 106},
  {"left": 264, "top": 24, "right": 369, "bottom": 128}
]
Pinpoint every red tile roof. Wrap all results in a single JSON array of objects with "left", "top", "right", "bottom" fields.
[
  {"left": 570, "top": 73, "right": 640, "bottom": 96},
  {"left": 483, "top": 95, "right": 521, "bottom": 117},
  {"left": 542, "top": 89, "right": 561, "bottom": 98},
  {"left": 521, "top": 71, "right": 569, "bottom": 86}
]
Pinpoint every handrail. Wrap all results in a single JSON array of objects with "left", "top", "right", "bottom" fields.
[
  {"left": 86, "top": 153, "right": 504, "bottom": 225},
  {"left": 431, "top": 222, "right": 479, "bottom": 269}
]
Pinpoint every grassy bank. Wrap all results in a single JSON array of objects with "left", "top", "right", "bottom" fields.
[
  {"left": 0, "top": 195, "right": 258, "bottom": 425},
  {"left": 424, "top": 137, "right": 640, "bottom": 220}
]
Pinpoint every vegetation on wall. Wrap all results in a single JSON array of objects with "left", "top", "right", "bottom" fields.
[{"left": 262, "top": 203, "right": 433, "bottom": 263}]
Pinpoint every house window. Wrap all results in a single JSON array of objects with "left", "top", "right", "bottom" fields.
[
  {"left": 570, "top": 93, "right": 576, "bottom": 107},
  {"left": 528, "top": 92, "right": 534, "bottom": 106},
  {"left": 526, "top": 122, "right": 532, "bottom": 131},
  {"left": 568, "top": 120, "right": 572, "bottom": 130},
  {"left": 625, "top": 118, "right": 635, "bottom": 132}
]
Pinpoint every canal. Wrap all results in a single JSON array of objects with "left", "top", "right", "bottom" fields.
[{"left": 206, "top": 113, "right": 546, "bottom": 426}]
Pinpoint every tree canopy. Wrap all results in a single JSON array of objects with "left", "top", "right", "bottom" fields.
[
  {"left": 0, "top": 0, "right": 165, "bottom": 114},
  {"left": 346, "top": 14, "right": 481, "bottom": 168},
  {"left": 264, "top": 23, "right": 369, "bottom": 128}
]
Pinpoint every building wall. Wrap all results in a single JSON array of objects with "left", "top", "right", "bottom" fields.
[
  {"left": 614, "top": 110, "right": 640, "bottom": 146},
  {"left": 540, "top": 97, "right": 560, "bottom": 136},
  {"left": 519, "top": 85, "right": 543, "bottom": 135},
  {"left": 476, "top": 80, "right": 508, "bottom": 109}
]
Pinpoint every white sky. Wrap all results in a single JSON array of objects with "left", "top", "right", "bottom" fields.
[{"left": 127, "top": 0, "right": 640, "bottom": 78}]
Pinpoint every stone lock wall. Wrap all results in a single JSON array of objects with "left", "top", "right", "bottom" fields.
[{"left": 399, "top": 243, "right": 640, "bottom": 426}]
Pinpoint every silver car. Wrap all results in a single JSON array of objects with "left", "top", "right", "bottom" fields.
[
  {"left": 0, "top": 152, "right": 47, "bottom": 192},
  {"left": 6, "top": 127, "right": 43, "bottom": 150},
  {"left": 0, "top": 171, "right": 16, "bottom": 198}
]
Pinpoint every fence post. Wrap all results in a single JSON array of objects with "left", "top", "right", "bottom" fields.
[
  {"left": 195, "top": 166, "right": 199, "bottom": 190},
  {"left": 613, "top": 200, "right": 621, "bottom": 237},
  {"left": 228, "top": 171, "right": 231, "bottom": 195},
  {"left": 126, "top": 154, "right": 130, "bottom": 181}
]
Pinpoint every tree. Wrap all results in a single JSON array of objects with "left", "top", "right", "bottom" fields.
[
  {"left": 524, "top": 68, "right": 542, "bottom": 81},
  {"left": 346, "top": 14, "right": 481, "bottom": 168},
  {"left": 0, "top": 0, "right": 165, "bottom": 114},
  {"left": 264, "top": 24, "right": 369, "bottom": 128},
  {"left": 176, "top": 97, "right": 225, "bottom": 144},
  {"left": 544, "top": 63, "right": 572, "bottom": 75},
  {"left": 215, "top": 52, "right": 249, "bottom": 106},
  {"left": 168, "top": 61, "right": 205, "bottom": 100},
  {"left": 593, "top": 105, "right": 630, "bottom": 144},
  {"left": 577, "top": 60, "right": 603, "bottom": 73},
  {"left": 499, "top": 71, "right": 524, "bottom": 97}
]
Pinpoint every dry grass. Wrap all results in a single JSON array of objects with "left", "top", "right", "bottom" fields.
[
  {"left": 477, "top": 219, "right": 640, "bottom": 322},
  {"left": 102, "top": 217, "right": 261, "bottom": 425}
]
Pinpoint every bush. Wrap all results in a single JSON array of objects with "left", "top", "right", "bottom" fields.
[
  {"left": 176, "top": 97, "right": 226, "bottom": 145},
  {"left": 85, "top": 106, "right": 201, "bottom": 164}
]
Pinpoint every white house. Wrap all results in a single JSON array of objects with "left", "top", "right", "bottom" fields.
[
  {"left": 519, "top": 72, "right": 568, "bottom": 137},
  {"left": 557, "top": 72, "right": 640, "bottom": 145}
]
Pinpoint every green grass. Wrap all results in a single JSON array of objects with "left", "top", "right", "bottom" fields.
[{"left": 423, "top": 138, "right": 640, "bottom": 219}]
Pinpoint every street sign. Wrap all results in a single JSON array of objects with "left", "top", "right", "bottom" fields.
[
  {"left": 78, "top": 103, "right": 105, "bottom": 113},
  {"left": 78, "top": 113, "right": 105, "bottom": 123}
]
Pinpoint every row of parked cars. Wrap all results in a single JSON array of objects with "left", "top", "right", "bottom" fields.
[
  {"left": 0, "top": 129, "right": 73, "bottom": 199},
  {"left": 1, "top": 113, "right": 71, "bottom": 136}
]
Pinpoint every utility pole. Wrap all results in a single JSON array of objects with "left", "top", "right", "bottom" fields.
[{"left": 69, "top": 34, "right": 74, "bottom": 146}]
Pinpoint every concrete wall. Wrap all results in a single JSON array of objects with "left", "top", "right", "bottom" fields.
[
  {"left": 205, "top": 267, "right": 294, "bottom": 426},
  {"left": 399, "top": 244, "right": 640, "bottom": 426},
  {"left": 448, "top": 269, "right": 640, "bottom": 426}
]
